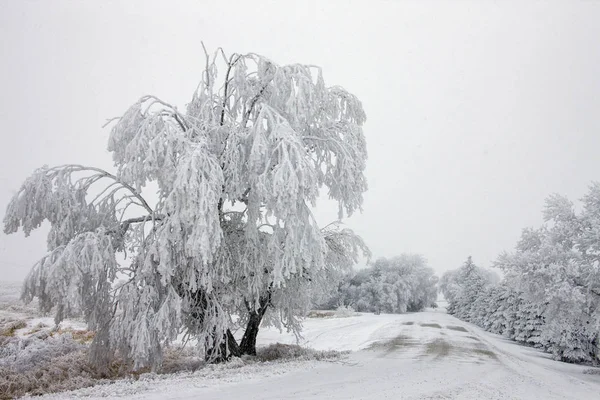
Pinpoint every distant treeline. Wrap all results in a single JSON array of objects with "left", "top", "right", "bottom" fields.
[{"left": 317, "top": 254, "right": 438, "bottom": 314}]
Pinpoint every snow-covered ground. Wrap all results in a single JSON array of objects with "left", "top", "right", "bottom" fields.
[
  {"left": 2, "top": 282, "right": 598, "bottom": 399},
  {"left": 0, "top": 281, "right": 87, "bottom": 336},
  {"left": 25, "top": 307, "right": 599, "bottom": 400}
]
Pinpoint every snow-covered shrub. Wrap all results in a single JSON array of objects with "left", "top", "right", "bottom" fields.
[
  {"left": 159, "top": 346, "right": 205, "bottom": 374},
  {"left": 306, "top": 306, "right": 357, "bottom": 319},
  {"left": 333, "top": 305, "right": 357, "bottom": 318},
  {"left": 0, "top": 321, "right": 146, "bottom": 398},
  {"left": 306, "top": 310, "right": 337, "bottom": 318},
  {"left": 583, "top": 368, "right": 600, "bottom": 375},
  {"left": 0, "top": 349, "right": 97, "bottom": 399},
  {"left": 256, "top": 343, "right": 344, "bottom": 362},
  {"left": 0, "top": 333, "right": 85, "bottom": 372}
]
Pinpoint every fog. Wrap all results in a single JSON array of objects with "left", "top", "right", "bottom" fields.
[{"left": 1, "top": 0, "right": 600, "bottom": 281}]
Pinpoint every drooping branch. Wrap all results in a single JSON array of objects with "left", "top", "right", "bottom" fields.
[
  {"left": 117, "top": 214, "right": 165, "bottom": 237},
  {"left": 51, "top": 164, "right": 154, "bottom": 215},
  {"left": 243, "top": 82, "right": 270, "bottom": 126}
]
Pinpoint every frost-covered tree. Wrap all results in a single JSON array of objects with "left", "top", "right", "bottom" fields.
[
  {"left": 494, "top": 190, "right": 600, "bottom": 363},
  {"left": 323, "top": 254, "right": 438, "bottom": 313},
  {"left": 3, "top": 46, "right": 369, "bottom": 369},
  {"left": 445, "top": 185, "right": 600, "bottom": 364},
  {"left": 439, "top": 256, "right": 498, "bottom": 321}
]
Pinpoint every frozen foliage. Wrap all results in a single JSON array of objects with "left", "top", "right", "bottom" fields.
[
  {"left": 442, "top": 183, "right": 600, "bottom": 364},
  {"left": 3, "top": 46, "right": 369, "bottom": 370},
  {"left": 320, "top": 254, "right": 438, "bottom": 313}
]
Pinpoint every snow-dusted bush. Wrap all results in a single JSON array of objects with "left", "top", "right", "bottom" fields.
[
  {"left": 159, "top": 346, "right": 205, "bottom": 374},
  {"left": 0, "top": 332, "right": 84, "bottom": 371},
  {"left": 333, "top": 305, "right": 357, "bottom": 318},
  {"left": 0, "top": 351, "right": 95, "bottom": 399},
  {"left": 307, "top": 305, "right": 357, "bottom": 319},
  {"left": 0, "top": 319, "right": 26, "bottom": 338},
  {"left": 256, "top": 343, "right": 344, "bottom": 362}
]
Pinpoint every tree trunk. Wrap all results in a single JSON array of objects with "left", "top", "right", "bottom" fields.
[
  {"left": 172, "top": 283, "right": 241, "bottom": 363},
  {"left": 239, "top": 310, "right": 263, "bottom": 355},
  {"left": 239, "top": 291, "right": 271, "bottom": 356},
  {"left": 205, "top": 329, "right": 241, "bottom": 362}
]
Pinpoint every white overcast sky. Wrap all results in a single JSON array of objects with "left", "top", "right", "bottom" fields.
[{"left": 1, "top": 0, "right": 600, "bottom": 281}]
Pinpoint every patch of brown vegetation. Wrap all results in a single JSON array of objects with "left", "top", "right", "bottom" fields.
[
  {"left": 0, "top": 319, "right": 27, "bottom": 337},
  {"left": 51, "top": 328, "right": 96, "bottom": 344}
]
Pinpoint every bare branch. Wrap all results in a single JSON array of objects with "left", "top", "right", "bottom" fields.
[
  {"left": 59, "top": 165, "right": 154, "bottom": 215},
  {"left": 220, "top": 54, "right": 241, "bottom": 126}
]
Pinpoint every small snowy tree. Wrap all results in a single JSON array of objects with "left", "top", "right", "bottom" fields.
[
  {"left": 440, "top": 256, "right": 498, "bottom": 321},
  {"left": 3, "top": 46, "right": 369, "bottom": 369}
]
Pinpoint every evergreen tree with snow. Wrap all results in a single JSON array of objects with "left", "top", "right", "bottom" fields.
[
  {"left": 441, "top": 256, "right": 494, "bottom": 322},
  {"left": 448, "top": 185, "right": 600, "bottom": 364}
]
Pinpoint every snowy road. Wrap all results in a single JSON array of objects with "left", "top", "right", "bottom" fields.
[{"left": 43, "top": 311, "right": 600, "bottom": 399}]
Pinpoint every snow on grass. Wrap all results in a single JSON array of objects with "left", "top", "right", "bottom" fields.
[
  {"left": 1, "top": 281, "right": 350, "bottom": 398},
  {"left": 0, "top": 281, "right": 87, "bottom": 337},
  {"left": 32, "top": 355, "right": 339, "bottom": 400}
]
